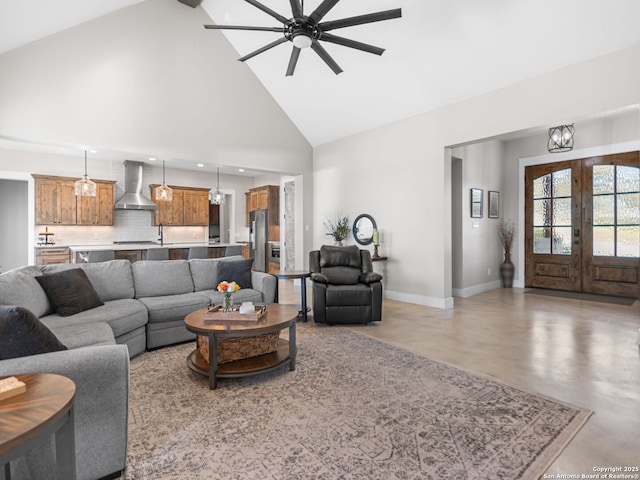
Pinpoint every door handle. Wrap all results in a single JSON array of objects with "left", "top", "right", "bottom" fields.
[{"left": 574, "top": 228, "right": 580, "bottom": 237}]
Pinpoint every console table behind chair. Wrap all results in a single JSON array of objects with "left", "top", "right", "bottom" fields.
[{"left": 0, "top": 374, "right": 76, "bottom": 480}]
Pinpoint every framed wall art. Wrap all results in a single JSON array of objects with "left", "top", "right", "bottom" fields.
[
  {"left": 488, "top": 191, "right": 499, "bottom": 218},
  {"left": 470, "top": 188, "right": 483, "bottom": 218}
]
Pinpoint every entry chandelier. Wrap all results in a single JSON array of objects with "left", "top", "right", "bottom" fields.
[
  {"left": 209, "top": 167, "right": 225, "bottom": 205},
  {"left": 547, "top": 124, "right": 575, "bottom": 153},
  {"left": 156, "top": 160, "right": 173, "bottom": 201},
  {"left": 74, "top": 150, "right": 97, "bottom": 197}
]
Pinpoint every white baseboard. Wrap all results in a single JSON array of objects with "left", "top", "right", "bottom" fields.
[
  {"left": 385, "top": 290, "right": 454, "bottom": 309},
  {"left": 452, "top": 280, "right": 502, "bottom": 298}
]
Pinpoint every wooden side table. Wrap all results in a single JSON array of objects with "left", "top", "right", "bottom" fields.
[{"left": 0, "top": 374, "right": 76, "bottom": 480}]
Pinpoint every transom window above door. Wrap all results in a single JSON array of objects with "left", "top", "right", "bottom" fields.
[
  {"left": 532, "top": 168, "right": 572, "bottom": 255},
  {"left": 592, "top": 164, "right": 640, "bottom": 258}
]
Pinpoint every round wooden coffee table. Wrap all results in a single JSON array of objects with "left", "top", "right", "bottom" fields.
[
  {"left": 0, "top": 373, "right": 76, "bottom": 480},
  {"left": 184, "top": 304, "right": 298, "bottom": 389}
]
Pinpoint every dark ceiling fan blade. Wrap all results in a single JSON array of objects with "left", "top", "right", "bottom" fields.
[
  {"left": 244, "top": 0, "right": 290, "bottom": 24},
  {"left": 319, "top": 8, "right": 402, "bottom": 31},
  {"left": 238, "top": 37, "right": 289, "bottom": 62},
  {"left": 311, "top": 41, "right": 343, "bottom": 75},
  {"left": 289, "top": 0, "right": 303, "bottom": 19},
  {"left": 319, "top": 33, "right": 385, "bottom": 55},
  {"left": 204, "top": 25, "right": 285, "bottom": 32},
  {"left": 308, "top": 0, "right": 340, "bottom": 25},
  {"left": 286, "top": 47, "right": 301, "bottom": 76}
]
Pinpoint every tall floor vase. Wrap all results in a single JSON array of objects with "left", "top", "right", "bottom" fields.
[{"left": 501, "top": 252, "right": 514, "bottom": 288}]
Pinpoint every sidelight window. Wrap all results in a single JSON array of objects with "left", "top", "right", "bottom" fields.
[
  {"left": 592, "top": 165, "right": 640, "bottom": 257},
  {"left": 532, "top": 168, "right": 572, "bottom": 255}
]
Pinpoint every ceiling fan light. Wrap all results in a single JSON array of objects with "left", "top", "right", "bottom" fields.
[{"left": 292, "top": 32, "right": 312, "bottom": 49}]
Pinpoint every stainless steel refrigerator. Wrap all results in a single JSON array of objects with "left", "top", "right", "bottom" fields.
[{"left": 250, "top": 209, "right": 268, "bottom": 272}]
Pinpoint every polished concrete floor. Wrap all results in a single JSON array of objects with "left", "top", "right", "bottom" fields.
[{"left": 279, "top": 280, "right": 640, "bottom": 477}]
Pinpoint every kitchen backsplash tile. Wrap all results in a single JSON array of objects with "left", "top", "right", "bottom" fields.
[{"left": 34, "top": 209, "right": 207, "bottom": 246}]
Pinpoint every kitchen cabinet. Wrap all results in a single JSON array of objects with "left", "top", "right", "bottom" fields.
[
  {"left": 246, "top": 185, "right": 280, "bottom": 241},
  {"left": 151, "top": 185, "right": 209, "bottom": 226},
  {"left": 76, "top": 181, "right": 116, "bottom": 225},
  {"left": 33, "top": 176, "right": 77, "bottom": 225},
  {"left": 33, "top": 175, "right": 115, "bottom": 226},
  {"left": 35, "top": 247, "right": 70, "bottom": 265},
  {"left": 183, "top": 190, "right": 209, "bottom": 226}
]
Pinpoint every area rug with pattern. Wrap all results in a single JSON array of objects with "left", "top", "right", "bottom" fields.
[{"left": 126, "top": 322, "right": 591, "bottom": 480}]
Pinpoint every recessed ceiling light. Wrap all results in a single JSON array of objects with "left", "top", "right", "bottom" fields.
[
  {"left": 238, "top": 168, "right": 245, "bottom": 172},
  {"left": 89, "top": 149, "right": 98, "bottom": 153},
  {"left": 197, "top": 163, "right": 204, "bottom": 167},
  {"left": 148, "top": 157, "right": 156, "bottom": 161}
]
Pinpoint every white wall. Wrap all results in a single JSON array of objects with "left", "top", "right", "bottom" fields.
[
  {"left": 0, "top": 179, "right": 28, "bottom": 271},
  {"left": 451, "top": 140, "right": 504, "bottom": 296},
  {"left": 314, "top": 44, "right": 640, "bottom": 308}
]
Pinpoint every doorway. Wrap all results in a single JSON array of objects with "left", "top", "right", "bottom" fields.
[{"left": 525, "top": 151, "right": 640, "bottom": 297}]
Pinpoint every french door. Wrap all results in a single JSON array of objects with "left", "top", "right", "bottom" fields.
[{"left": 525, "top": 151, "right": 640, "bottom": 298}]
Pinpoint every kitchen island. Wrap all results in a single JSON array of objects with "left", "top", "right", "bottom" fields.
[{"left": 68, "top": 242, "right": 246, "bottom": 263}]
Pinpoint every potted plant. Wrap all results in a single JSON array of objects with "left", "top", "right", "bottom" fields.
[
  {"left": 498, "top": 219, "right": 516, "bottom": 288},
  {"left": 324, "top": 215, "right": 350, "bottom": 246}
]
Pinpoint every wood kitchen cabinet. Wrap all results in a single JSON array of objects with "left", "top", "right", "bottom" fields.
[
  {"left": 33, "top": 175, "right": 77, "bottom": 225},
  {"left": 245, "top": 185, "right": 280, "bottom": 240},
  {"left": 76, "top": 181, "right": 116, "bottom": 225},
  {"left": 33, "top": 175, "right": 115, "bottom": 226},
  {"left": 151, "top": 185, "right": 209, "bottom": 226},
  {"left": 183, "top": 189, "right": 209, "bottom": 226},
  {"left": 35, "top": 247, "right": 70, "bottom": 265}
]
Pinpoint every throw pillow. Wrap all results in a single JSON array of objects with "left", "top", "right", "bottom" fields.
[
  {"left": 217, "top": 258, "right": 254, "bottom": 289},
  {"left": 0, "top": 306, "right": 67, "bottom": 360},
  {"left": 36, "top": 268, "right": 104, "bottom": 317}
]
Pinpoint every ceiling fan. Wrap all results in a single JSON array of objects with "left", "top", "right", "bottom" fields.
[{"left": 204, "top": 0, "right": 402, "bottom": 76}]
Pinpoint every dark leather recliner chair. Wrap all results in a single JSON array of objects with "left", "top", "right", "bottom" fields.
[{"left": 309, "top": 245, "right": 383, "bottom": 324}]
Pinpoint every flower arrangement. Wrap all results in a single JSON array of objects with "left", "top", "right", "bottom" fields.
[
  {"left": 217, "top": 281, "right": 240, "bottom": 312},
  {"left": 498, "top": 219, "right": 516, "bottom": 255},
  {"left": 324, "top": 215, "right": 350, "bottom": 243}
]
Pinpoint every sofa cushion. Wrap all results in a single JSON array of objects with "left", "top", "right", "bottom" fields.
[
  {"left": 36, "top": 269, "right": 104, "bottom": 317},
  {"left": 188, "top": 258, "right": 222, "bottom": 291},
  {"left": 41, "top": 260, "right": 135, "bottom": 301},
  {"left": 0, "top": 266, "right": 52, "bottom": 318},
  {"left": 217, "top": 258, "right": 254, "bottom": 289},
  {"left": 137, "top": 292, "right": 209, "bottom": 324},
  {"left": 0, "top": 306, "right": 67, "bottom": 360},
  {"left": 51, "top": 322, "right": 116, "bottom": 349},
  {"left": 132, "top": 260, "right": 194, "bottom": 298},
  {"left": 189, "top": 256, "right": 246, "bottom": 292},
  {"left": 40, "top": 299, "right": 148, "bottom": 338}
]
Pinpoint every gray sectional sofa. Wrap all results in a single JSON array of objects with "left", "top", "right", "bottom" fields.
[{"left": 0, "top": 256, "right": 276, "bottom": 480}]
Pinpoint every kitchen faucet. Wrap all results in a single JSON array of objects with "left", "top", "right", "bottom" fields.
[{"left": 158, "top": 223, "right": 164, "bottom": 246}]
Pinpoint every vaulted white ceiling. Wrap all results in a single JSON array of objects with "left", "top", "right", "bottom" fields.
[{"left": 1, "top": 0, "right": 640, "bottom": 147}]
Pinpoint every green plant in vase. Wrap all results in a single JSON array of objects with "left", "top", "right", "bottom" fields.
[{"left": 324, "top": 215, "right": 350, "bottom": 246}]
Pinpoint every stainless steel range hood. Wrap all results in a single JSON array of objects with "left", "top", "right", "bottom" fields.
[{"left": 114, "top": 161, "right": 157, "bottom": 211}]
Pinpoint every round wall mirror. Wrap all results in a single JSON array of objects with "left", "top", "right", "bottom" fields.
[{"left": 352, "top": 214, "right": 377, "bottom": 245}]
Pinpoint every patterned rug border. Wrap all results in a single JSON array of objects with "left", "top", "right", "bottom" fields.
[
  {"left": 335, "top": 325, "right": 594, "bottom": 479},
  {"left": 127, "top": 322, "right": 594, "bottom": 480}
]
